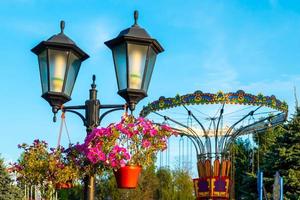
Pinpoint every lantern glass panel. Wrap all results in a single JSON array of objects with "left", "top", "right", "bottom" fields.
[
  {"left": 113, "top": 43, "right": 127, "bottom": 90},
  {"left": 142, "top": 47, "right": 157, "bottom": 92},
  {"left": 127, "top": 44, "right": 148, "bottom": 90},
  {"left": 49, "top": 49, "right": 68, "bottom": 93},
  {"left": 64, "top": 52, "right": 81, "bottom": 96},
  {"left": 38, "top": 50, "right": 49, "bottom": 94}
]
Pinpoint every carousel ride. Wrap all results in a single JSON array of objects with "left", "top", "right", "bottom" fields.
[{"left": 140, "top": 90, "right": 288, "bottom": 199}]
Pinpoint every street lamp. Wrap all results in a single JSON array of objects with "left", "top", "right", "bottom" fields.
[
  {"left": 31, "top": 11, "right": 163, "bottom": 200},
  {"left": 31, "top": 21, "right": 89, "bottom": 112},
  {"left": 105, "top": 10, "right": 164, "bottom": 111}
]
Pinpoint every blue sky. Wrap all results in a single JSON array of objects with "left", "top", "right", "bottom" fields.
[{"left": 1, "top": 0, "right": 300, "bottom": 169}]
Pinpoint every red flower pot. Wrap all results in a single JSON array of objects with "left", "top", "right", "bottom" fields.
[
  {"left": 56, "top": 182, "right": 73, "bottom": 189},
  {"left": 114, "top": 165, "right": 142, "bottom": 189}
]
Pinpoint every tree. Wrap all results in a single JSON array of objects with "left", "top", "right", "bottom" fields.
[
  {"left": 172, "top": 169, "right": 194, "bottom": 200},
  {"left": 0, "top": 156, "right": 23, "bottom": 200},
  {"left": 155, "top": 167, "right": 174, "bottom": 200},
  {"left": 132, "top": 164, "right": 159, "bottom": 200},
  {"left": 95, "top": 164, "right": 196, "bottom": 200},
  {"left": 14, "top": 140, "right": 80, "bottom": 200},
  {"left": 263, "top": 110, "right": 300, "bottom": 199},
  {"left": 253, "top": 126, "right": 281, "bottom": 172},
  {"left": 232, "top": 138, "right": 257, "bottom": 199},
  {"left": 57, "top": 184, "right": 83, "bottom": 200},
  {"left": 231, "top": 108, "right": 300, "bottom": 199}
]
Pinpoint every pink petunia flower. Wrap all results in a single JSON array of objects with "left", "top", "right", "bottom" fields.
[
  {"left": 124, "top": 152, "right": 130, "bottom": 160},
  {"left": 149, "top": 129, "right": 158, "bottom": 136},
  {"left": 110, "top": 159, "right": 117, "bottom": 168},
  {"left": 161, "top": 124, "right": 172, "bottom": 132},
  {"left": 87, "top": 152, "right": 98, "bottom": 164},
  {"left": 98, "top": 151, "right": 106, "bottom": 161},
  {"left": 120, "top": 159, "right": 126, "bottom": 167},
  {"left": 142, "top": 140, "right": 151, "bottom": 148}
]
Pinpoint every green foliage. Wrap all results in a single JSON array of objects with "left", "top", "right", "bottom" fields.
[
  {"left": 232, "top": 108, "right": 300, "bottom": 199},
  {"left": 232, "top": 138, "right": 257, "bottom": 199},
  {"left": 155, "top": 167, "right": 174, "bottom": 199},
  {"left": 96, "top": 172, "right": 120, "bottom": 200},
  {"left": 0, "top": 156, "right": 23, "bottom": 200},
  {"left": 126, "top": 164, "right": 160, "bottom": 200},
  {"left": 13, "top": 140, "right": 80, "bottom": 200},
  {"left": 57, "top": 184, "right": 83, "bottom": 200},
  {"left": 94, "top": 165, "right": 194, "bottom": 200},
  {"left": 262, "top": 110, "right": 300, "bottom": 199},
  {"left": 253, "top": 126, "right": 281, "bottom": 170},
  {"left": 172, "top": 169, "right": 194, "bottom": 200}
]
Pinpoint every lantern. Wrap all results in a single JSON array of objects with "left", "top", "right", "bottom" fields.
[
  {"left": 31, "top": 21, "right": 89, "bottom": 109},
  {"left": 105, "top": 11, "right": 164, "bottom": 111}
]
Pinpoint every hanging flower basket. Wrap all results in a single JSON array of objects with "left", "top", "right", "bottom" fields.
[
  {"left": 78, "top": 113, "right": 176, "bottom": 189},
  {"left": 114, "top": 165, "right": 142, "bottom": 189},
  {"left": 12, "top": 140, "right": 80, "bottom": 199}
]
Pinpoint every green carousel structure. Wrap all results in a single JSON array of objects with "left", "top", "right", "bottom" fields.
[{"left": 140, "top": 90, "right": 288, "bottom": 200}]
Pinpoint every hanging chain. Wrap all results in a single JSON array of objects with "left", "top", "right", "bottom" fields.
[
  {"left": 179, "top": 137, "right": 183, "bottom": 169},
  {"left": 57, "top": 105, "right": 72, "bottom": 148},
  {"left": 187, "top": 113, "right": 193, "bottom": 170},
  {"left": 163, "top": 118, "right": 171, "bottom": 168}
]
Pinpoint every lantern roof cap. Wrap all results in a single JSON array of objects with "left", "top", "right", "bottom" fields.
[
  {"left": 105, "top": 10, "right": 164, "bottom": 53},
  {"left": 31, "top": 20, "right": 89, "bottom": 61},
  {"left": 46, "top": 21, "right": 76, "bottom": 45},
  {"left": 117, "top": 11, "right": 151, "bottom": 39}
]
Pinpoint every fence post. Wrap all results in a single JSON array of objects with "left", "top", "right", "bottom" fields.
[
  {"left": 280, "top": 177, "right": 283, "bottom": 200},
  {"left": 258, "top": 170, "right": 263, "bottom": 200}
]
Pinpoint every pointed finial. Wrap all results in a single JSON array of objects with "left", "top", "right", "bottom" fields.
[
  {"left": 53, "top": 113, "right": 57, "bottom": 122},
  {"left": 91, "top": 74, "right": 96, "bottom": 89},
  {"left": 52, "top": 107, "right": 58, "bottom": 122},
  {"left": 134, "top": 10, "right": 138, "bottom": 26},
  {"left": 60, "top": 20, "right": 65, "bottom": 33}
]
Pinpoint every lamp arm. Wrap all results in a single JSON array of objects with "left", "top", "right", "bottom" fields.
[
  {"left": 63, "top": 109, "right": 87, "bottom": 126},
  {"left": 61, "top": 103, "right": 125, "bottom": 130},
  {"left": 100, "top": 104, "right": 125, "bottom": 109},
  {"left": 99, "top": 107, "right": 125, "bottom": 124},
  {"left": 63, "top": 105, "right": 86, "bottom": 110}
]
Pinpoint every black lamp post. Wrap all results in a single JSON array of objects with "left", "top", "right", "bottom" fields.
[{"left": 31, "top": 11, "right": 163, "bottom": 200}]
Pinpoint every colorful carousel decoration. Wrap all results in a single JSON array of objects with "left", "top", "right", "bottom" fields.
[{"left": 140, "top": 90, "right": 288, "bottom": 200}]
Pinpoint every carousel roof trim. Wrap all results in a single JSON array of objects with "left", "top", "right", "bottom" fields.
[{"left": 140, "top": 90, "right": 288, "bottom": 117}]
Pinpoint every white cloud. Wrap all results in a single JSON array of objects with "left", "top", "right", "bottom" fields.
[
  {"left": 197, "top": 33, "right": 240, "bottom": 92},
  {"left": 75, "top": 18, "right": 118, "bottom": 55}
]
